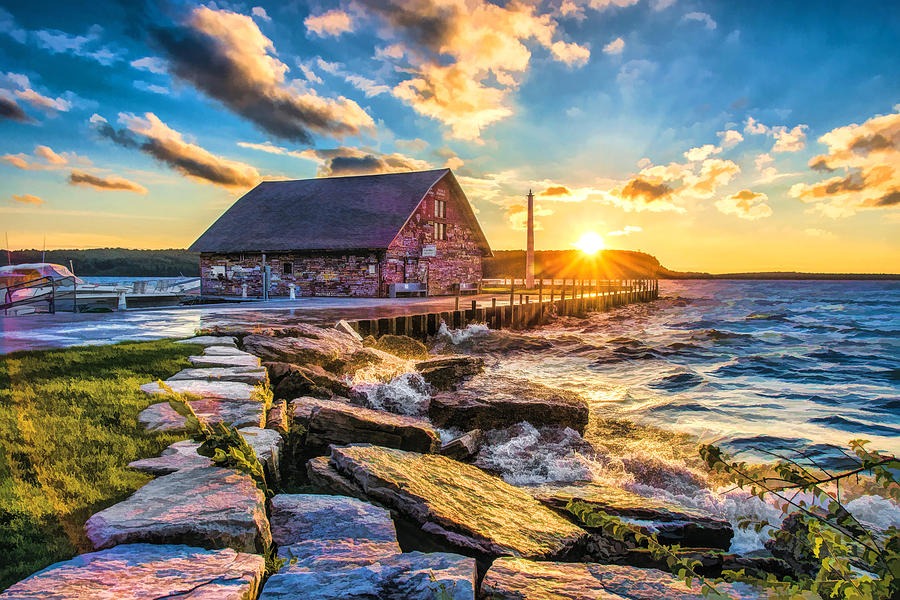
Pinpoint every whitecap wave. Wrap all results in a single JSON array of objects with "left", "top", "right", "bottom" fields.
[{"left": 351, "top": 372, "right": 431, "bottom": 416}]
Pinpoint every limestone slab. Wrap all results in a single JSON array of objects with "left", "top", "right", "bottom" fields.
[
  {"left": 141, "top": 379, "right": 256, "bottom": 401},
  {"left": 168, "top": 366, "right": 268, "bottom": 385},
  {"left": 321, "top": 446, "right": 588, "bottom": 559},
  {"left": 480, "top": 557, "right": 760, "bottom": 600},
  {"left": 0, "top": 544, "right": 263, "bottom": 600},
  {"left": 203, "top": 346, "right": 257, "bottom": 357},
  {"left": 176, "top": 335, "right": 237, "bottom": 347},
  {"left": 259, "top": 552, "right": 476, "bottom": 600},
  {"left": 84, "top": 466, "right": 271, "bottom": 553},
  {"left": 138, "top": 398, "right": 265, "bottom": 432},
  {"left": 414, "top": 356, "right": 484, "bottom": 390},
  {"left": 189, "top": 354, "right": 261, "bottom": 368},
  {"left": 292, "top": 397, "right": 440, "bottom": 453}
]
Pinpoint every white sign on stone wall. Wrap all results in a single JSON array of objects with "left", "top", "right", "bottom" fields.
[{"left": 422, "top": 244, "right": 437, "bottom": 257}]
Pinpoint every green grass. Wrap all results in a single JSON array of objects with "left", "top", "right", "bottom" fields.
[{"left": 0, "top": 340, "right": 200, "bottom": 590}]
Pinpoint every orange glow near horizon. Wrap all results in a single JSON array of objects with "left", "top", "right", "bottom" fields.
[{"left": 573, "top": 232, "right": 605, "bottom": 255}]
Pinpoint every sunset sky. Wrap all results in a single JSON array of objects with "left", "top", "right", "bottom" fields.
[{"left": 0, "top": 0, "right": 898, "bottom": 273}]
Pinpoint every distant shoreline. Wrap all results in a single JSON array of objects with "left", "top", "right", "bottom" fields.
[{"left": 660, "top": 272, "right": 900, "bottom": 281}]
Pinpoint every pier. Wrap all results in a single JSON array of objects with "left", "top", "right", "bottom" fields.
[{"left": 348, "top": 278, "right": 659, "bottom": 339}]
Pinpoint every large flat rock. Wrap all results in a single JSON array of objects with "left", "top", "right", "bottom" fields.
[
  {"left": 319, "top": 446, "right": 588, "bottom": 559},
  {"left": 138, "top": 397, "right": 265, "bottom": 432},
  {"left": 128, "top": 427, "right": 282, "bottom": 485},
  {"left": 259, "top": 551, "right": 476, "bottom": 600},
  {"left": 414, "top": 356, "right": 484, "bottom": 390},
  {"left": 84, "top": 466, "right": 271, "bottom": 553},
  {"left": 429, "top": 375, "right": 589, "bottom": 434},
  {"left": 140, "top": 379, "right": 256, "bottom": 401},
  {"left": 480, "top": 558, "right": 760, "bottom": 600},
  {"left": 270, "top": 494, "right": 400, "bottom": 571},
  {"left": 176, "top": 335, "right": 237, "bottom": 347},
  {"left": 243, "top": 326, "right": 368, "bottom": 373},
  {"left": 189, "top": 354, "right": 261, "bottom": 368},
  {"left": 0, "top": 544, "right": 264, "bottom": 600},
  {"left": 266, "top": 362, "right": 352, "bottom": 399},
  {"left": 203, "top": 346, "right": 258, "bottom": 357},
  {"left": 168, "top": 366, "right": 268, "bottom": 385},
  {"left": 291, "top": 397, "right": 440, "bottom": 454},
  {"left": 528, "top": 482, "right": 733, "bottom": 550}
]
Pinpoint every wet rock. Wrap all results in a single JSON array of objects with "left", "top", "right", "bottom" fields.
[
  {"left": 270, "top": 494, "right": 400, "bottom": 570},
  {"left": 176, "top": 335, "right": 237, "bottom": 347},
  {"left": 269, "top": 363, "right": 352, "bottom": 400},
  {"left": 188, "top": 353, "right": 261, "bottom": 368},
  {"left": 440, "top": 429, "right": 482, "bottom": 461},
  {"left": 140, "top": 379, "right": 256, "bottom": 402},
  {"left": 260, "top": 552, "right": 476, "bottom": 600},
  {"left": 128, "top": 427, "right": 281, "bottom": 483},
  {"left": 316, "top": 446, "right": 588, "bottom": 559},
  {"left": 362, "top": 335, "right": 377, "bottom": 347},
  {"left": 372, "top": 334, "right": 429, "bottom": 360},
  {"left": 291, "top": 397, "right": 439, "bottom": 454},
  {"left": 84, "top": 466, "right": 271, "bottom": 553},
  {"left": 764, "top": 513, "right": 819, "bottom": 576},
  {"left": 0, "top": 544, "right": 264, "bottom": 600},
  {"left": 415, "top": 356, "right": 484, "bottom": 390},
  {"left": 138, "top": 397, "right": 265, "bottom": 432},
  {"left": 429, "top": 375, "right": 589, "bottom": 434},
  {"left": 529, "top": 482, "right": 733, "bottom": 550},
  {"left": 480, "top": 557, "right": 760, "bottom": 600},
  {"left": 168, "top": 366, "right": 268, "bottom": 385},
  {"left": 334, "top": 319, "right": 363, "bottom": 341},
  {"left": 243, "top": 326, "right": 379, "bottom": 374}
]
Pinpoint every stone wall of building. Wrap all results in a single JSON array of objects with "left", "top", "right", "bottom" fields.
[
  {"left": 385, "top": 177, "right": 484, "bottom": 296},
  {"left": 199, "top": 251, "right": 380, "bottom": 298}
]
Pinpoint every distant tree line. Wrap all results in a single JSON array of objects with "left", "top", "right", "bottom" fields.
[
  {"left": 483, "top": 249, "right": 661, "bottom": 279},
  {"left": 1, "top": 249, "right": 200, "bottom": 277}
]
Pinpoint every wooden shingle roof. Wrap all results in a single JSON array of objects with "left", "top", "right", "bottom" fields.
[{"left": 189, "top": 169, "right": 490, "bottom": 254}]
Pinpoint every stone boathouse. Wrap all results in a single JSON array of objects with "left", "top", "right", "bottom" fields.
[{"left": 189, "top": 169, "right": 492, "bottom": 298}]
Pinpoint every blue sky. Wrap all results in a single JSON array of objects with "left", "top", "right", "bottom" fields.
[{"left": 0, "top": 0, "right": 898, "bottom": 272}]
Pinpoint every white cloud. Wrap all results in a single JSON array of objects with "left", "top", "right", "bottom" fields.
[
  {"left": 682, "top": 11, "right": 716, "bottom": 29},
  {"left": 603, "top": 37, "right": 625, "bottom": 55},
  {"left": 683, "top": 144, "right": 721, "bottom": 162},
  {"left": 606, "top": 225, "right": 642, "bottom": 236},
  {"left": 305, "top": 9, "right": 353, "bottom": 37},
  {"left": 715, "top": 190, "right": 772, "bottom": 220},
  {"left": 134, "top": 81, "right": 170, "bottom": 95},
  {"left": 717, "top": 129, "right": 744, "bottom": 149},
  {"left": 251, "top": 7, "right": 272, "bottom": 22},
  {"left": 617, "top": 59, "right": 657, "bottom": 88},
  {"left": 130, "top": 57, "right": 166, "bottom": 74}
]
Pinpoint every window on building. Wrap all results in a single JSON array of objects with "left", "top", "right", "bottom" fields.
[
  {"left": 283, "top": 262, "right": 293, "bottom": 276},
  {"left": 434, "top": 222, "right": 446, "bottom": 241},
  {"left": 435, "top": 198, "right": 446, "bottom": 218}
]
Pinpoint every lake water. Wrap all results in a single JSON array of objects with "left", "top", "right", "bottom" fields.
[{"left": 369, "top": 280, "right": 900, "bottom": 553}]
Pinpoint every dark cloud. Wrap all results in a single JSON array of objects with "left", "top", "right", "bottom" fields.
[
  {"left": 139, "top": 137, "right": 257, "bottom": 187},
  {"left": 824, "top": 172, "right": 865, "bottom": 195},
  {"left": 809, "top": 156, "right": 834, "bottom": 172},
  {"left": 93, "top": 121, "right": 139, "bottom": 148},
  {"left": 875, "top": 189, "right": 900, "bottom": 206},
  {"left": 619, "top": 177, "right": 673, "bottom": 202},
  {"left": 68, "top": 170, "right": 148, "bottom": 193},
  {"left": 145, "top": 6, "right": 372, "bottom": 144},
  {"left": 317, "top": 149, "right": 429, "bottom": 177},
  {"left": 850, "top": 133, "right": 895, "bottom": 154},
  {"left": 0, "top": 96, "right": 32, "bottom": 122},
  {"left": 358, "top": 0, "right": 456, "bottom": 56},
  {"left": 540, "top": 185, "right": 571, "bottom": 197}
]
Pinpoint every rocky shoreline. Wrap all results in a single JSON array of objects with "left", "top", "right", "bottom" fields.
[{"left": 1, "top": 323, "right": 790, "bottom": 599}]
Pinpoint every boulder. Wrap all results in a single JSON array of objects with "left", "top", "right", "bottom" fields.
[
  {"left": 176, "top": 335, "right": 237, "bottom": 347},
  {"left": 290, "top": 397, "right": 440, "bottom": 454},
  {"left": 259, "top": 552, "right": 476, "bottom": 600},
  {"left": 168, "top": 366, "right": 268, "bottom": 385},
  {"left": 0, "top": 544, "right": 264, "bottom": 600},
  {"left": 316, "top": 446, "right": 588, "bottom": 559},
  {"left": 268, "top": 363, "right": 352, "bottom": 400},
  {"left": 243, "top": 326, "right": 376, "bottom": 373},
  {"left": 188, "top": 353, "right": 261, "bottom": 368},
  {"left": 128, "top": 427, "right": 282, "bottom": 485},
  {"left": 140, "top": 379, "right": 256, "bottom": 402},
  {"left": 138, "top": 397, "right": 265, "bottom": 432},
  {"left": 429, "top": 375, "right": 589, "bottom": 434},
  {"left": 270, "top": 494, "right": 400, "bottom": 569},
  {"left": 307, "top": 456, "right": 369, "bottom": 500},
  {"left": 414, "top": 356, "right": 484, "bottom": 390},
  {"left": 334, "top": 319, "right": 363, "bottom": 341},
  {"left": 528, "top": 482, "right": 734, "bottom": 550},
  {"left": 84, "top": 466, "right": 271, "bottom": 553},
  {"left": 372, "top": 335, "right": 429, "bottom": 360},
  {"left": 266, "top": 400, "right": 290, "bottom": 434},
  {"left": 440, "top": 429, "right": 482, "bottom": 461},
  {"left": 480, "top": 557, "right": 760, "bottom": 600}
]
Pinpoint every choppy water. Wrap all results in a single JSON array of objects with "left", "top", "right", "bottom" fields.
[{"left": 359, "top": 280, "right": 900, "bottom": 553}]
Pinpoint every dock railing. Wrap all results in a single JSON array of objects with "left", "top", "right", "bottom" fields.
[{"left": 348, "top": 277, "right": 659, "bottom": 339}]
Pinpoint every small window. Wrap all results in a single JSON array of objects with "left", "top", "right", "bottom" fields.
[
  {"left": 434, "top": 198, "right": 446, "bottom": 218},
  {"left": 434, "top": 222, "right": 446, "bottom": 241},
  {"left": 283, "top": 262, "right": 293, "bottom": 276}
]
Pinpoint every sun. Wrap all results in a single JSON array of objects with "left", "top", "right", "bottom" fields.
[{"left": 573, "top": 232, "right": 605, "bottom": 255}]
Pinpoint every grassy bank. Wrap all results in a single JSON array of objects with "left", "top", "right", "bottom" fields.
[{"left": 0, "top": 340, "right": 199, "bottom": 590}]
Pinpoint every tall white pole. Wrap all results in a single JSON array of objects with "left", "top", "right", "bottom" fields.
[{"left": 525, "top": 189, "right": 535, "bottom": 289}]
